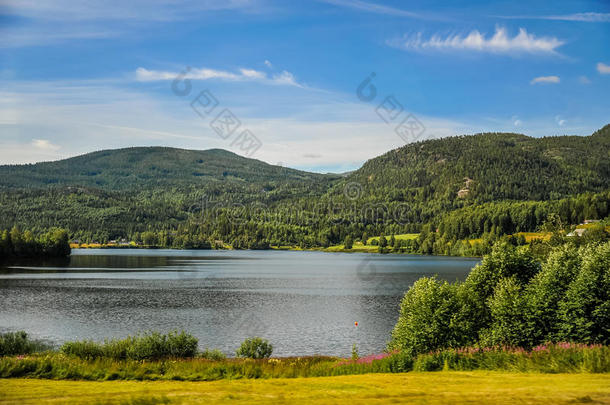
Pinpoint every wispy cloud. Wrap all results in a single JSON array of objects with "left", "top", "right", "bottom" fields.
[
  {"left": 0, "top": 0, "right": 263, "bottom": 47},
  {"left": 530, "top": 75, "right": 560, "bottom": 85},
  {"left": 0, "top": 26, "right": 118, "bottom": 48},
  {"left": 388, "top": 27, "right": 564, "bottom": 55},
  {"left": 318, "top": 0, "right": 419, "bottom": 18},
  {"left": 135, "top": 67, "right": 302, "bottom": 87},
  {"left": 1, "top": 0, "right": 260, "bottom": 22},
  {"left": 498, "top": 12, "right": 610, "bottom": 22},
  {"left": 597, "top": 63, "right": 610, "bottom": 74}
]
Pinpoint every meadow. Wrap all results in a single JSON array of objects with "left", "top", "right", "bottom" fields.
[{"left": 1, "top": 372, "right": 609, "bottom": 404}]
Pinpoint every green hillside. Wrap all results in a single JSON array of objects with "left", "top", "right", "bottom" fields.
[
  {"left": 0, "top": 147, "right": 335, "bottom": 191},
  {"left": 0, "top": 125, "right": 608, "bottom": 250},
  {"left": 339, "top": 125, "right": 610, "bottom": 205}
]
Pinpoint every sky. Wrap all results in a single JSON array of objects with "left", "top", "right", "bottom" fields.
[{"left": 1, "top": 0, "right": 609, "bottom": 173}]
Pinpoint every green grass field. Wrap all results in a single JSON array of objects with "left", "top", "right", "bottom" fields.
[
  {"left": 322, "top": 234, "right": 420, "bottom": 253},
  {"left": 366, "top": 234, "right": 420, "bottom": 244},
  {"left": 1, "top": 372, "right": 609, "bottom": 404}
]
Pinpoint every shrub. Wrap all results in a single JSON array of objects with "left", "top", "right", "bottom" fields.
[
  {"left": 236, "top": 337, "right": 273, "bottom": 359},
  {"left": 61, "top": 340, "right": 105, "bottom": 360},
  {"left": 0, "top": 331, "right": 49, "bottom": 356},
  {"left": 351, "top": 344, "right": 359, "bottom": 361},
  {"left": 61, "top": 331, "right": 198, "bottom": 361},
  {"left": 199, "top": 349, "right": 226, "bottom": 361}
]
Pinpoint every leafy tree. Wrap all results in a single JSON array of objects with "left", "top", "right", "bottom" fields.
[
  {"left": 389, "top": 242, "right": 610, "bottom": 354},
  {"left": 344, "top": 235, "right": 353, "bottom": 249},
  {"left": 481, "top": 277, "right": 531, "bottom": 347},
  {"left": 526, "top": 245, "right": 581, "bottom": 342},
  {"left": 379, "top": 235, "right": 388, "bottom": 248},
  {"left": 389, "top": 277, "right": 460, "bottom": 355},
  {"left": 557, "top": 243, "right": 610, "bottom": 344},
  {"left": 0, "top": 227, "right": 70, "bottom": 258}
]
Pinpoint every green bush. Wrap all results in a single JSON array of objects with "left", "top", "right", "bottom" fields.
[
  {"left": 60, "top": 340, "right": 105, "bottom": 360},
  {"left": 61, "top": 331, "right": 198, "bottom": 361},
  {"left": 0, "top": 331, "right": 49, "bottom": 356},
  {"left": 199, "top": 349, "right": 226, "bottom": 361},
  {"left": 236, "top": 337, "right": 273, "bottom": 359}
]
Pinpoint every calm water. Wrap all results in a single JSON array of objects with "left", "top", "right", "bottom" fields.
[{"left": 0, "top": 249, "right": 479, "bottom": 357}]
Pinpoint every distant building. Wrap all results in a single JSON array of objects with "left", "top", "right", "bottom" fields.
[{"left": 583, "top": 219, "right": 601, "bottom": 224}]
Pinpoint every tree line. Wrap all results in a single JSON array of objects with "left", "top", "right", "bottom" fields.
[{"left": 0, "top": 227, "right": 71, "bottom": 259}]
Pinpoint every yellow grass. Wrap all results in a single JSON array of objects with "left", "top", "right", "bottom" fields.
[
  {"left": 514, "top": 232, "right": 552, "bottom": 242},
  {"left": 1, "top": 372, "right": 609, "bottom": 404},
  {"left": 575, "top": 224, "right": 610, "bottom": 232},
  {"left": 71, "top": 242, "right": 137, "bottom": 249},
  {"left": 366, "top": 234, "right": 419, "bottom": 244}
]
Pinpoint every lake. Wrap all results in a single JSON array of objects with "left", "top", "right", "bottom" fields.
[{"left": 0, "top": 249, "right": 480, "bottom": 357}]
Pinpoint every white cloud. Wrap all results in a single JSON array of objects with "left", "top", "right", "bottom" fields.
[
  {"left": 555, "top": 115, "right": 566, "bottom": 126},
  {"left": 31, "top": 139, "right": 60, "bottom": 151},
  {"left": 318, "top": 0, "right": 419, "bottom": 18},
  {"left": 270, "top": 71, "right": 301, "bottom": 87},
  {"left": 512, "top": 116, "right": 522, "bottom": 126},
  {"left": 579, "top": 76, "right": 592, "bottom": 84},
  {"left": 597, "top": 62, "right": 610, "bottom": 74},
  {"left": 530, "top": 75, "right": 560, "bottom": 85},
  {"left": 135, "top": 67, "right": 302, "bottom": 86},
  {"left": 388, "top": 27, "right": 564, "bottom": 55},
  {"left": 264, "top": 60, "right": 273, "bottom": 68},
  {"left": 0, "top": 142, "right": 65, "bottom": 164},
  {"left": 238, "top": 68, "right": 266, "bottom": 80}
]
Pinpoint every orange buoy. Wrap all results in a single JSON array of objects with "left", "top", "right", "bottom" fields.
[{"left": 354, "top": 321, "right": 359, "bottom": 327}]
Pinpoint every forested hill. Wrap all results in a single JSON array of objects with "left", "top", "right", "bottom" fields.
[
  {"left": 340, "top": 125, "right": 610, "bottom": 206},
  {"left": 0, "top": 125, "right": 608, "bottom": 245},
  {"left": 0, "top": 147, "right": 336, "bottom": 191}
]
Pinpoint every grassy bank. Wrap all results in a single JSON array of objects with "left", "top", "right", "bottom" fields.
[
  {"left": 1, "top": 343, "right": 607, "bottom": 382},
  {"left": 1, "top": 371, "right": 609, "bottom": 404}
]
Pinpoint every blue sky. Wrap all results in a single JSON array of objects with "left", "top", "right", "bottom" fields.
[{"left": 1, "top": 0, "right": 609, "bottom": 172}]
